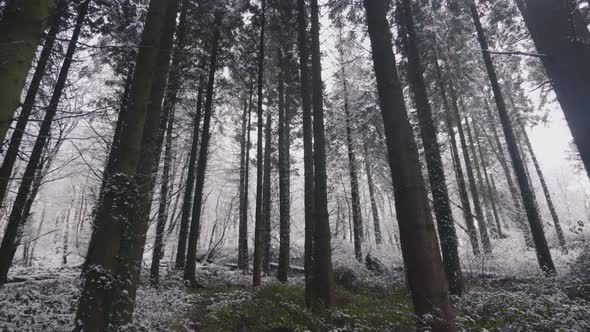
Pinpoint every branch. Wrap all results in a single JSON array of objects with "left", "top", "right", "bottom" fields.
[{"left": 482, "top": 49, "right": 547, "bottom": 58}]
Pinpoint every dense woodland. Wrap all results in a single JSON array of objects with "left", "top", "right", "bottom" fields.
[{"left": 1, "top": 0, "right": 590, "bottom": 330}]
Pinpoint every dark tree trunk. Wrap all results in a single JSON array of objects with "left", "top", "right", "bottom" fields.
[
  {"left": 0, "top": 0, "right": 65, "bottom": 209},
  {"left": 0, "top": 0, "right": 90, "bottom": 286},
  {"left": 253, "top": 0, "right": 267, "bottom": 288},
  {"left": 398, "top": 0, "right": 463, "bottom": 296},
  {"left": 183, "top": 15, "right": 222, "bottom": 282},
  {"left": 470, "top": 4, "right": 555, "bottom": 274},
  {"left": 238, "top": 80, "right": 254, "bottom": 272},
  {"left": 434, "top": 55, "right": 480, "bottom": 257},
  {"left": 75, "top": 0, "right": 178, "bottom": 329},
  {"left": 338, "top": 36, "right": 364, "bottom": 262},
  {"left": 150, "top": 0, "right": 190, "bottom": 284},
  {"left": 261, "top": 110, "right": 272, "bottom": 275},
  {"left": 518, "top": 0, "right": 590, "bottom": 180},
  {"left": 296, "top": 0, "right": 316, "bottom": 308},
  {"left": 0, "top": 0, "right": 51, "bottom": 143},
  {"left": 363, "top": 143, "right": 382, "bottom": 246},
  {"left": 310, "top": 0, "right": 335, "bottom": 308},
  {"left": 175, "top": 77, "right": 205, "bottom": 269},
  {"left": 363, "top": 0, "right": 454, "bottom": 329},
  {"left": 277, "top": 58, "right": 291, "bottom": 282}
]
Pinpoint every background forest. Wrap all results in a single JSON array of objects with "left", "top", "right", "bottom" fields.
[{"left": 0, "top": 0, "right": 589, "bottom": 330}]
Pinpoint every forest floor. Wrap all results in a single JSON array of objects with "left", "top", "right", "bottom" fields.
[{"left": 1, "top": 241, "right": 589, "bottom": 331}]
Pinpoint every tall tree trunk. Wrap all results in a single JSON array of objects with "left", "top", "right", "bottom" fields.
[
  {"left": 434, "top": 55, "right": 480, "bottom": 256},
  {"left": 75, "top": 0, "right": 176, "bottom": 329},
  {"left": 464, "top": 115, "right": 494, "bottom": 241},
  {"left": 363, "top": 143, "right": 382, "bottom": 246},
  {"left": 517, "top": 0, "right": 590, "bottom": 179},
  {"left": 261, "top": 110, "right": 272, "bottom": 274},
  {"left": 363, "top": 0, "right": 454, "bottom": 329},
  {"left": 470, "top": 3, "right": 555, "bottom": 274},
  {"left": 398, "top": 0, "right": 463, "bottom": 296},
  {"left": 149, "top": 0, "right": 190, "bottom": 284},
  {"left": 183, "top": 14, "right": 223, "bottom": 283},
  {"left": 0, "top": 0, "right": 51, "bottom": 143},
  {"left": 0, "top": 0, "right": 90, "bottom": 286},
  {"left": 277, "top": 58, "right": 291, "bottom": 282},
  {"left": 472, "top": 117, "right": 504, "bottom": 238},
  {"left": 449, "top": 82, "right": 492, "bottom": 255},
  {"left": 296, "top": 0, "right": 315, "bottom": 308},
  {"left": 62, "top": 205, "right": 71, "bottom": 265},
  {"left": 310, "top": 0, "right": 335, "bottom": 308},
  {"left": 253, "top": 0, "right": 267, "bottom": 288},
  {"left": 0, "top": 0, "right": 65, "bottom": 209},
  {"left": 175, "top": 77, "right": 205, "bottom": 269},
  {"left": 337, "top": 34, "right": 364, "bottom": 262},
  {"left": 238, "top": 80, "right": 254, "bottom": 272}
]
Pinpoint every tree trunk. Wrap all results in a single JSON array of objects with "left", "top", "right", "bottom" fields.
[
  {"left": 253, "top": 0, "right": 267, "bottom": 288},
  {"left": 470, "top": 3, "right": 555, "bottom": 274},
  {"left": 175, "top": 77, "right": 205, "bottom": 269},
  {"left": 434, "top": 55, "right": 480, "bottom": 257},
  {"left": 310, "top": 0, "right": 335, "bottom": 308},
  {"left": 183, "top": 14, "right": 222, "bottom": 283},
  {"left": 238, "top": 80, "right": 254, "bottom": 272},
  {"left": 0, "top": 0, "right": 65, "bottom": 209},
  {"left": 277, "top": 57, "right": 291, "bottom": 282},
  {"left": 337, "top": 34, "right": 364, "bottom": 262},
  {"left": 398, "top": 0, "right": 463, "bottom": 296},
  {"left": 363, "top": 143, "right": 382, "bottom": 246},
  {"left": 75, "top": 0, "right": 177, "bottom": 329},
  {"left": 518, "top": 0, "right": 590, "bottom": 179},
  {"left": 296, "top": 0, "right": 316, "bottom": 308},
  {"left": 0, "top": 0, "right": 90, "bottom": 286},
  {"left": 62, "top": 205, "right": 71, "bottom": 265},
  {"left": 0, "top": 0, "right": 51, "bottom": 143},
  {"left": 363, "top": 0, "right": 454, "bottom": 329},
  {"left": 261, "top": 110, "right": 272, "bottom": 275}
]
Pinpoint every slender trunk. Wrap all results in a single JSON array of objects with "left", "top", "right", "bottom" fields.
[
  {"left": 363, "top": 143, "right": 382, "bottom": 246},
  {"left": 296, "top": 0, "right": 315, "bottom": 307},
  {"left": 518, "top": 0, "right": 590, "bottom": 179},
  {"left": 175, "top": 77, "right": 205, "bottom": 269},
  {"left": 0, "top": 0, "right": 51, "bottom": 143},
  {"left": 62, "top": 205, "right": 71, "bottom": 265},
  {"left": 310, "top": 0, "right": 335, "bottom": 308},
  {"left": 277, "top": 59, "right": 291, "bottom": 282},
  {"left": 75, "top": 0, "right": 176, "bottom": 329},
  {"left": 0, "top": 0, "right": 90, "bottom": 286},
  {"left": 470, "top": 3, "right": 555, "bottom": 274},
  {"left": 183, "top": 15, "right": 222, "bottom": 282},
  {"left": 338, "top": 34, "right": 363, "bottom": 262},
  {"left": 434, "top": 55, "right": 479, "bottom": 256},
  {"left": 261, "top": 110, "right": 272, "bottom": 274},
  {"left": 398, "top": 0, "right": 463, "bottom": 296},
  {"left": 253, "top": 0, "right": 267, "bottom": 288},
  {"left": 238, "top": 80, "right": 254, "bottom": 271},
  {"left": 0, "top": 0, "right": 65, "bottom": 209},
  {"left": 363, "top": 0, "right": 454, "bottom": 329}
]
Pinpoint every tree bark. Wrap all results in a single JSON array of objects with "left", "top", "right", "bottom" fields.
[
  {"left": 0, "top": 0, "right": 65, "bottom": 209},
  {"left": 363, "top": 0, "right": 454, "bottom": 329},
  {"left": 363, "top": 143, "right": 382, "bottom": 246},
  {"left": 398, "top": 0, "right": 463, "bottom": 296},
  {"left": 310, "top": 0, "right": 335, "bottom": 308},
  {"left": 277, "top": 57, "right": 291, "bottom": 282},
  {"left": 0, "top": 0, "right": 51, "bottom": 143},
  {"left": 238, "top": 79, "right": 254, "bottom": 272},
  {"left": 261, "top": 110, "right": 272, "bottom": 274},
  {"left": 518, "top": 0, "right": 590, "bottom": 179},
  {"left": 470, "top": 3, "right": 555, "bottom": 274},
  {"left": 253, "top": 0, "right": 267, "bottom": 288},
  {"left": 0, "top": 0, "right": 90, "bottom": 286},
  {"left": 183, "top": 14, "right": 223, "bottom": 283}
]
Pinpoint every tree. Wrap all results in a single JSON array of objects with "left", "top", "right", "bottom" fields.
[
  {"left": 238, "top": 79, "right": 254, "bottom": 272},
  {"left": 470, "top": 2, "right": 555, "bottom": 274},
  {"left": 363, "top": 0, "right": 454, "bottom": 329},
  {"left": 397, "top": 0, "right": 463, "bottom": 296},
  {"left": 0, "top": 0, "right": 91, "bottom": 286},
  {"left": 363, "top": 143, "right": 382, "bottom": 246},
  {"left": 0, "top": 0, "right": 51, "bottom": 143},
  {"left": 517, "top": 0, "right": 590, "bottom": 180}
]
